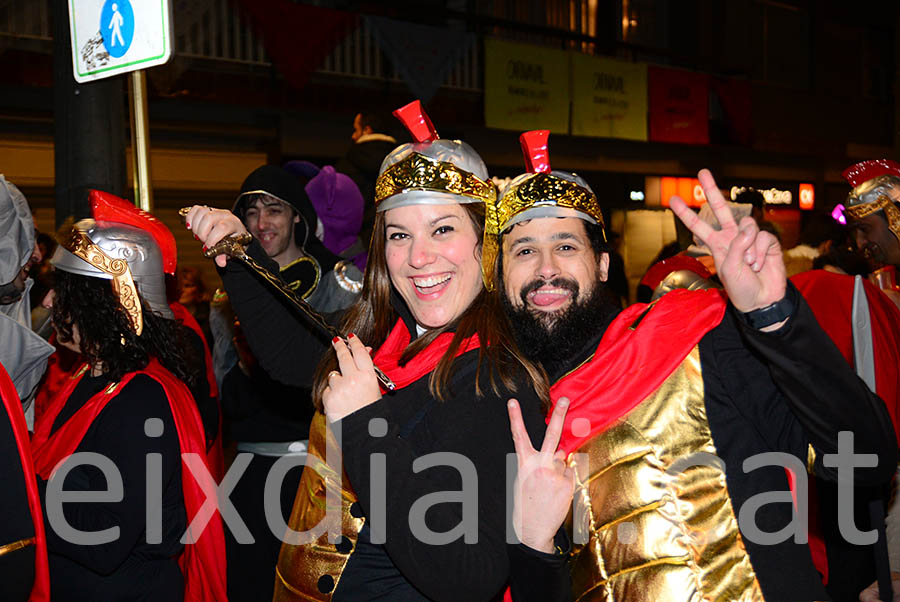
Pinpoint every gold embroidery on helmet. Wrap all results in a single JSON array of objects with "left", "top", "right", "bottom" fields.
[
  {"left": 374, "top": 152, "right": 496, "bottom": 207},
  {"left": 844, "top": 195, "right": 900, "bottom": 243},
  {"left": 481, "top": 172, "right": 606, "bottom": 292},
  {"left": 61, "top": 220, "right": 144, "bottom": 336}
]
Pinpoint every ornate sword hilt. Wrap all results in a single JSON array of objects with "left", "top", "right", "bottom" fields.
[{"left": 177, "top": 206, "right": 396, "bottom": 391}]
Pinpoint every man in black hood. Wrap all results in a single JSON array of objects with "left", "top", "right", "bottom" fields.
[
  {"left": 233, "top": 164, "right": 362, "bottom": 308},
  {"left": 210, "top": 164, "right": 362, "bottom": 602}
]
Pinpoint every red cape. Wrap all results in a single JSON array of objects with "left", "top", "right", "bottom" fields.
[
  {"left": 169, "top": 302, "right": 218, "bottom": 400},
  {"left": 31, "top": 359, "right": 227, "bottom": 602},
  {"left": 169, "top": 302, "right": 224, "bottom": 483},
  {"left": 792, "top": 270, "right": 900, "bottom": 441},
  {"left": 0, "top": 362, "right": 49, "bottom": 602},
  {"left": 550, "top": 288, "right": 727, "bottom": 454},
  {"left": 791, "top": 270, "right": 900, "bottom": 584}
]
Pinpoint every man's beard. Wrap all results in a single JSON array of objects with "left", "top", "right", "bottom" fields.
[{"left": 502, "top": 277, "right": 617, "bottom": 380}]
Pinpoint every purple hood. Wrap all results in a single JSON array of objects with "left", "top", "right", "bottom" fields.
[{"left": 287, "top": 162, "right": 367, "bottom": 271}]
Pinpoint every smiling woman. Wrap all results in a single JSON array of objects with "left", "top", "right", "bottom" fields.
[
  {"left": 276, "top": 103, "right": 549, "bottom": 602},
  {"left": 384, "top": 203, "right": 482, "bottom": 330},
  {"left": 189, "top": 101, "right": 549, "bottom": 601}
]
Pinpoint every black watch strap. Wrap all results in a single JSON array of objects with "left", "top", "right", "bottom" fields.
[{"left": 739, "top": 295, "right": 795, "bottom": 329}]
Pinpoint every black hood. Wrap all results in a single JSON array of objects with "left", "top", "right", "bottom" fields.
[
  {"left": 233, "top": 165, "right": 316, "bottom": 227},
  {"left": 233, "top": 164, "right": 342, "bottom": 273}
]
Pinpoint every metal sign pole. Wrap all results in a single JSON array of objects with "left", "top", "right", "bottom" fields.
[{"left": 128, "top": 70, "right": 153, "bottom": 211}]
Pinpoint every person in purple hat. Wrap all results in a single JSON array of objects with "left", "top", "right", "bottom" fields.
[{"left": 284, "top": 161, "right": 368, "bottom": 273}]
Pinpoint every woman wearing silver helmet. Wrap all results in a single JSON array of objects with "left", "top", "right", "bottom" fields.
[{"left": 31, "top": 192, "right": 227, "bottom": 601}]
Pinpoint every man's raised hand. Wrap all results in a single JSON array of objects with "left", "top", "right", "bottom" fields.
[{"left": 669, "top": 169, "right": 786, "bottom": 313}]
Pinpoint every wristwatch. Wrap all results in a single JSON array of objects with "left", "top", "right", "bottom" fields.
[{"left": 739, "top": 295, "right": 794, "bottom": 329}]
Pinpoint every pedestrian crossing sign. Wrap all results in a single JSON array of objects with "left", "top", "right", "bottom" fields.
[{"left": 68, "top": 0, "right": 173, "bottom": 83}]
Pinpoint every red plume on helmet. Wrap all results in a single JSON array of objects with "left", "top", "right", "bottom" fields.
[
  {"left": 639, "top": 255, "right": 714, "bottom": 291},
  {"left": 519, "top": 130, "right": 551, "bottom": 174},
  {"left": 90, "top": 190, "right": 178, "bottom": 275},
  {"left": 842, "top": 159, "right": 900, "bottom": 188},
  {"left": 392, "top": 100, "right": 439, "bottom": 143}
]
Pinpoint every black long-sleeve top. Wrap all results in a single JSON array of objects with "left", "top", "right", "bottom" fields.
[
  {"left": 220, "top": 242, "right": 549, "bottom": 601},
  {"left": 220, "top": 361, "right": 316, "bottom": 443},
  {"left": 216, "top": 240, "right": 349, "bottom": 445},
  {"left": 334, "top": 330, "right": 546, "bottom": 601},
  {"left": 38, "top": 374, "right": 186, "bottom": 602},
  {"left": 219, "top": 239, "right": 335, "bottom": 389}
]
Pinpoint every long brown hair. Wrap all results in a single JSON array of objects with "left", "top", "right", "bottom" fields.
[{"left": 312, "top": 202, "right": 547, "bottom": 409}]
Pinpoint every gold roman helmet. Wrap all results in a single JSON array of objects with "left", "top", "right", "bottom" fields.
[
  {"left": 843, "top": 159, "right": 900, "bottom": 245},
  {"left": 374, "top": 100, "right": 495, "bottom": 212},
  {"left": 482, "top": 130, "right": 606, "bottom": 291}
]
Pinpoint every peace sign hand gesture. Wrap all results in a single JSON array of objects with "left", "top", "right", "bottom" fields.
[
  {"left": 669, "top": 169, "right": 786, "bottom": 314},
  {"left": 508, "top": 397, "right": 575, "bottom": 554}
]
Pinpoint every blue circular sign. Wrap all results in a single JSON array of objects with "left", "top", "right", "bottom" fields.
[{"left": 100, "top": 0, "right": 134, "bottom": 58}]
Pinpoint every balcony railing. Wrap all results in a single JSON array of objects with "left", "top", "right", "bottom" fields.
[{"left": 0, "top": 0, "right": 481, "bottom": 91}]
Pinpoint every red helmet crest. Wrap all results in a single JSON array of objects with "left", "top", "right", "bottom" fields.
[
  {"left": 842, "top": 159, "right": 900, "bottom": 188},
  {"left": 90, "top": 190, "right": 178, "bottom": 275},
  {"left": 392, "top": 100, "right": 439, "bottom": 144},
  {"left": 519, "top": 130, "right": 551, "bottom": 174}
]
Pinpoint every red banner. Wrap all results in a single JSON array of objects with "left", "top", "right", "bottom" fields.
[
  {"left": 235, "top": 0, "right": 358, "bottom": 90},
  {"left": 648, "top": 66, "right": 709, "bottom": 145},
  {"left": 711, "top": 76, "right": 752, "bottom": 145}
]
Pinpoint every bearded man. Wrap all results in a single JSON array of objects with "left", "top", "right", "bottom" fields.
[{"left": 495, "top": 131, "right": 898, "bottom": 602}]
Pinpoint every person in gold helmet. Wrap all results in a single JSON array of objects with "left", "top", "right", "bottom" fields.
[
  {"left": 498, "top": 132, "right": 897, "bottom": 602},
  {"left": 843, "top": 159, "right": 900, "bottom": 270}
]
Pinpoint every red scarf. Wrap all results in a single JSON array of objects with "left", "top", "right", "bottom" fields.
[
  {"left": 373, "top": 319, "right": 481, "bottom": 391},
  {"left": 169, "top": 302, "right": 224, "bottom": 483},
  {"left": 31, "top": 359, "right": 227, "bottom": 602},
  {"left": 168, "top": 302, "right": 218, "bottom": 400},
  {"left": 0, "top": 362, "right": 49, "bottom": 602},
  {"left": 550, "top": 288, "right": 727, "bottom": 453}
]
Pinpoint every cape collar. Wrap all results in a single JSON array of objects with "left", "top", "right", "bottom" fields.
[
  {"left": 550, "top": 289, "right": 727, "bottom": 453},
  {"left": 356, "top": 133, "right": 397, "bottom": 145}
]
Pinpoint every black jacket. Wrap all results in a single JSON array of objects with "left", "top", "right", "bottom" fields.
[{"left": 221, "top": 241, "right": 549, "bottom": 601}]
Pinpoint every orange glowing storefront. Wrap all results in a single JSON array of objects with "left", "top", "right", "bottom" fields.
[
  {"left": 613, "top": 176, "right": 816, "bottom": 300},
  {"left": 644, "top": 175, "right": 816, "bottom": 248}
]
